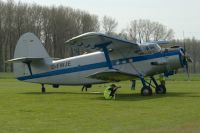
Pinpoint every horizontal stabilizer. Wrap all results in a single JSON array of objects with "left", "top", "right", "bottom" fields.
[
  {"left": 7, "top": 57, "right": 44, "bottom": 63},
  {"left": 87, "top": 69, "right": 139, "bottom": 82}
]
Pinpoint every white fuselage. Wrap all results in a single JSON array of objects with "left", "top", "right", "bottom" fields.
[{"left": 16, "top": 49, "right": 182, "bottom": 85}]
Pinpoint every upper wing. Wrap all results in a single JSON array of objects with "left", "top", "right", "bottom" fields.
[
  {"left": 87, "top": 69, "right": 139, "bottom": 82},
  {"left": 65, "top": 32, "right": 140, "bottom": 52},
  {"left": 148, "top": 40, "right": 170, "bottom": 48}
]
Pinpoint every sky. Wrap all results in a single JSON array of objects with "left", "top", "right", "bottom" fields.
[{"left": 4, "top": 0, "right": 200, "bottom": 39}]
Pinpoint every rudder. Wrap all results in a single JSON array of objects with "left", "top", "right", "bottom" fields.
[
  {"left": 14, "top": 33, "right": 50, "bottom": 59},
  {"left": 13, "top": 33, "right": 51, "bottom": 79}
]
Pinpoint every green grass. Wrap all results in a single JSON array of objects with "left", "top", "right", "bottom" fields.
[
  {"left": 0, "top": 72, "right": 14, "bottom": 79},
  {"left": 0, "top": 73, "right": 200, "bottom": 133}
]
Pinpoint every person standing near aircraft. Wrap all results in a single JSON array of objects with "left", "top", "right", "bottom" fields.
[
  {"left": 104, "top": 84, "right": 120, "bottom": 100},
  {"left": 130, "top": 80, "right": 136, "bottom": 90}
]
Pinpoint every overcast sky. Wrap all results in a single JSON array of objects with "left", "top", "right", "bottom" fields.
[{"left": 4, "top": 0, "right": 200, "bottom": 39}]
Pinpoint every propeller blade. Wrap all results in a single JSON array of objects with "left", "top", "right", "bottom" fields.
[
  {"left": 183, "top": 43, "right": 186, "bottom": 55},
  {"left": 182, "top": 43, "right": 192, "bottom": 80},
  {"left": 182, "top": 37, "right": 192, "bottom": 80},
  {"left": 185, "top": 61, "right": 190, "bottom": 80},
  {"left": 186, "top": 55, "right": 193, "bottom": 63}
]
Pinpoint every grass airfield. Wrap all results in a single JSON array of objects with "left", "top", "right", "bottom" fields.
[{"left": 0, "top": 73, "right": 200, "bottom": 133}]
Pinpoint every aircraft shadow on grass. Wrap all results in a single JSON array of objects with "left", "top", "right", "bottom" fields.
[
  {"left": 109, "top": 92, "right": 200, "bottom": 101},
  {"left": 20, "top": 91, "right": 200, "bottom": 101},
  {"left": 19, "top": 91, "right": 103, "bottom": 95}
]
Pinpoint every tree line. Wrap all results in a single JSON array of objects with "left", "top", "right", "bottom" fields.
[
  {"left": 0, "top": 0, "right": 100, "bottom": 71},
  {"left": 0, "top": 0, "right": 199, "bottom": 73}
]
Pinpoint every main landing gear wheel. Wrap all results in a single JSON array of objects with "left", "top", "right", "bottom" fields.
[
  {"left": 155, "top": 84, "right": 166, "bottom": 94},
  {"left": 141, "top": 86, "right": 152, "bottom": 96}
]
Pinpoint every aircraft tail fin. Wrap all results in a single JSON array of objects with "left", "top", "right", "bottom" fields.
[
  {"left": 14, "top": 33, "right": 50, "bottom": 59},
  {"left": 10, "top": 33, "right": 52, "bottom": 78}
]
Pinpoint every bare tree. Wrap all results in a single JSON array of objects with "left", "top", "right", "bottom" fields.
[
  {"left": 101, "top": 16, "right": 118, "bottom": 35},
  {"left": 0, "top": 0, "right": 4, "bottom": 71},
  {"left": 128, "top": 20, "right": 138, "bottom": 42},
  {"left": 127, "top": 19, "right": 174, "bottom": 42},
  {"left": 0, "top": 1, "right": 100, "bottom": 72},
  {"left": 81, "top": 13, "right": 99, "bottom": 33}
]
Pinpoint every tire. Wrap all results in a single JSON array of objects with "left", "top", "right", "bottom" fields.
[
  {"left": 155, "top": 84, "right": 166, "bottom": 94},
  {"left": 141, "top": 86, "right": 152, "bottom": 96}
]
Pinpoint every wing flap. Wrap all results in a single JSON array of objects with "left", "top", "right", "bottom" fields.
[{"left": 87, "top": 69, "right": 139, "bottom": 82}]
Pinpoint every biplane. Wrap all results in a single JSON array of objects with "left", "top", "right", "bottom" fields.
[{"left": 8, "top": 32, "right": 191, "bottom": 96}]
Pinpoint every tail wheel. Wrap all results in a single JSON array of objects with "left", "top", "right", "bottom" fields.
[
  {"left": 141, "top": 86, "right": 152, "bottom": 96},
  {"left": 155, "top": 84, "right": 166, "bottom": 94}
]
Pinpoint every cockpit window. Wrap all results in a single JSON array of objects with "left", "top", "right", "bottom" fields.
[{"left": 139, "top": 43, "right": 161, "bottom": 54}]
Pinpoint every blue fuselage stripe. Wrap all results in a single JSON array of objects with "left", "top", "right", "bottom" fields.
[
  {"left": 17, "top": 62, "right": 108, "bottom": 80},
  {"left": 17, "top": 50, "right": 180, "bottom": 81}
]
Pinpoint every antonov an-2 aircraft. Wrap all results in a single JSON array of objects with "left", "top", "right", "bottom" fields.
[{"left": 8, "top": 32, "right": 191, "bottom": 96}]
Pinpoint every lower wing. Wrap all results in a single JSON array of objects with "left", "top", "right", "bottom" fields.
[{"left": 87, "top": 69, "right": 139, "bottom": 82}]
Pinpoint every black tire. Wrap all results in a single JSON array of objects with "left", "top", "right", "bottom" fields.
[
  {"left": 141, "top": 86, "right": 152, "bottom": 96},
  {"left": 155, "top": 84, "right": 166, "bottom": 94},
  {"left": 42, "top": 87, "right": 46, "bottom": 93}
]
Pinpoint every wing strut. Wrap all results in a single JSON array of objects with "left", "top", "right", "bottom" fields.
[
  {"left": 23, "top": 61, "right": 33, "bottom": 76},
  {"left": 95, "top": 41, "right": 113, "bottom": 69}
]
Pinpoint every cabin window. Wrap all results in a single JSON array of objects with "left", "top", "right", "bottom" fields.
[{"left": 139, "top": 43, "right": 161, "bottom": 54}]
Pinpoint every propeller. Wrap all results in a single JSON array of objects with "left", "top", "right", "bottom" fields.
[{"left": 182, "top": 43, "right": 193, "bottom": 80}]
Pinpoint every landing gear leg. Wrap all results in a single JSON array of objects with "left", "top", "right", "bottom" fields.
[
  {"left": 151, "top": 76, "right": 166, "bottom": 94},
  {"left": 41, "top": 84, "right": 46, "bottom": 93},
  {"left": 140, "top": 77, "right": 152, "bottom": 96}
]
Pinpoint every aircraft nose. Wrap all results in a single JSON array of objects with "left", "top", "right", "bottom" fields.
[{"left": 179, "top": 48, "right": 193, "bottom": 65}]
